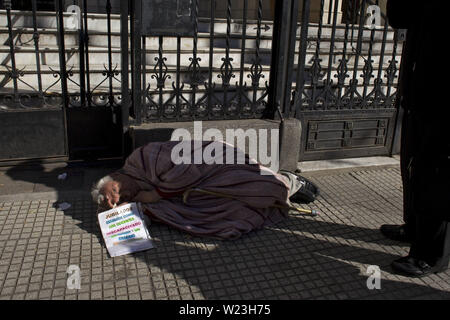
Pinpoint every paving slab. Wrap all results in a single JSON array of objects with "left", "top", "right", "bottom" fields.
[{"left": 0, "top": 163, "right": 449, "bottom": 300}]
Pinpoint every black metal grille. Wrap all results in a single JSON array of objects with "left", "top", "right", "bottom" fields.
[
  {"left": 0, "top": 0, "right": 62, "bottom": 110},
  {"left": 292, "top": 0, "right": 401, "bottom": 115},
  {"left": 0, "top": 0, "right": 127, "bottom": 112},
  {"left": 290, "top": 0, "right": 404, "bottom": 161},
  {"left": 0, "top": 0, "right": 402, "bottom": 134},
  {"left": 129, "top": 0, "right": 272, "bottom": 124}
]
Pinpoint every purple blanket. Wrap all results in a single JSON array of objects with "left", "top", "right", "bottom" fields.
[{"left": 120, "top": 141, "right": 291, "bottom": 239}]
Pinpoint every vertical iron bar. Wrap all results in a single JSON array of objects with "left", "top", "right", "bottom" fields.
[
  {"left": 310, "top": 0, "right": 325, "bottom": 109},
  {"left": 294, "top": 0, "right": 311, "bottom": 117},
  {"left": 78, "top": 0, "right": 86, "bottom": 107},
  {"left": 158, "top": 36, "right": 163, "bottom": 116},
  {"left": 326, "top": 0, "right": 339, "bottom": 85},
  {"left": 191, "top": 0, "right": 199, "bottom": 118},
  {"left": 83, "top": 0, "right": 91, "bottom": 106},
  {"left": 385, "top": 33, "right": 398, "bottom": 104},
  {"left": 207, "top": 0, "right": 215, "bottom": 117},
  {"left": 327, "top": 0, "right": 333, "bottom": 24},
  {"left": 106, "top": 0, "right": 114, "bottom": 107},
  {"left": 336, "top": 2, "right": 350, "bottom": 106},
  {"left": 349, "top": 0, "right": 366, "bottom": 106},
  {"left": 267, "top": 0, "right": 298, "bottom": 118},
  {"left": 223, "top": 0, "right": 232, "bottom": 116},
  {"left": 238, "top": 0, "right": 248, "bottom": 117},
  {"left": 374, "top": 17, "right": 389, "bottom": 105},
  {"left": 352, "top": 0, "right": 366, "bottom": 79},
  {"left": 252, "top": 0, "right": 262, "bottom": 111},
  {"left": 350, "top": 0, "right": 358, "bottom": 45},
  {"left": 324, "top": 0, "right": 339, "bottom": 110},
  {"left": 55, "top": 0, "right": 69, "bottom": 155},
  {"left": 282, "top": 0, "right": 299, "bottom": 117},
  {"left": 176, "top": 36, "right": 181, "bottom": 121},
  {"left": 129, "top": 0, "right": 135, "bottom": 117},
  {"left": 141, "top": 36, "right": 147, "bottom": 117},
  {"left": 350, "top": 1, "right": 354, "bottom": 42},
  {"left": 361, "top": 28, "right": 375, "bottom": 102},
  {"left": 31, "top": 0, "right": 43, "bottom": 98},
  {"left": 55, "top": 0, "right": 68, "bottom": 108},
  {"left": 4, "top": 1, "right": 19, "bottom": 104},
  {"left": 376, "top": 20, "right": 389, "bottom": 80},
  {"left": 120, "top": 0, "right": 130, "bottom": 157},
  {"left": 132, "top": 0, "right": 142, "bottom": 124}
]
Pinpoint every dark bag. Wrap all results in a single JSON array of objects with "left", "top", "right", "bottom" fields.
[{"left": 289, "top": 174, "right": 320, "bottom": 204}]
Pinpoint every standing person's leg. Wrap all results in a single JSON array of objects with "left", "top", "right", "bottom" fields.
[
  {"left": 392, "top": 216, "right": 450, "bottom": 276},
  {"left": 391, "top": 111, "right": 450, "bottom": 276},
  {"left": 400, "top": 110, "right": 416, "bottom": 236},
  {"left": 411, "top": 217, "right": 450, "bottom": 271},
  {"left": 380, "top": 110, "right": 415, "bottom": 242}
]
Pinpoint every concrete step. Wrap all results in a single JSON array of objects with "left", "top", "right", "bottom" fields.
[
  {"left": 0, "top": 25, "right": 397, "bottom": 51},
  {"left": 0, "top": 9, "right": 397, "bottom": 44},
  {"left": 0, "top": 10, "right": 271, "bottom": 35},
  {"left": 0, "top": 41, "right": 401, "bottom": 72},
  {"left": 1, "top": 9, "right": 395, "bottom": 38}
]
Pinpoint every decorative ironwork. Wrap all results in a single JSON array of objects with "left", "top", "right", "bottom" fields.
[
  {"left": 294, "top": 0, "right": 400, "bottom": 112},
  {"left": 1, "top": 0, "right": 400, "bottom": 125}
]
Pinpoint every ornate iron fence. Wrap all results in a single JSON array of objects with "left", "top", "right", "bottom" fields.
[
  {"left": 0, "top": 0, "right": 403, "bottom": 161},
  {"left": 1, "top": 0, "right": 402, "bottom": 117},
  {"left": 291, "top": 0, "right": 402, "bottom": 116},
  {"left": 289, "top": 0, "right": 404, "bottom": 160},
  {"left": 0, "top": 0, "right": 127, "bottom": 112},
  {"left": 127, "top": 0, "right": 273, "bottom": 124},
  {"left": 0, "top": 0, "right": 63, "bottom": 110}
]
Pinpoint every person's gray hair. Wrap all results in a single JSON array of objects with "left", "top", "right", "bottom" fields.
[{"left": 91, "top": 175, "right": 114, "bottom": 204}]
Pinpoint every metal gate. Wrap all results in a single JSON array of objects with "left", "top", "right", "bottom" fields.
[
  {"left": 288, "top": 0, "right": 404, "bottom": 160},
  {"left": 122, "top": 0, "right": 276, "bottom": 124},
  {"left": 0, "top": 0, "right": 124, "bottom": 162},
  {"left": 0, "top": 0, "right": 403, "bottom": 162},
  {"left": 122, "top": 0, "right": 404, "bottom": 161}
]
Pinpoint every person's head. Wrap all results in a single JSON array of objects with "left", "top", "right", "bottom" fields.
[
  {"left": 91, "top": 175, "right": 121, "bottom": 209},
  {"left": 91, "top": 172, "right": 140, "bottom": 210}
]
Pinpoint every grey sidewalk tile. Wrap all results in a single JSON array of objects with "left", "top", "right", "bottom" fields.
[{"left": 0, "top": 167, "right": 449, "bottom": 300}]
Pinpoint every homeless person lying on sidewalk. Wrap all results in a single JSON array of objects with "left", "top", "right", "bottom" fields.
[{"left": 91, "top": 140, "right": 319, "bottom": 240}]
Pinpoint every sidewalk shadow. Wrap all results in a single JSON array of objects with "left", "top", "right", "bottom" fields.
[
  {"left": 110, "top": 215, "right": 450, "bottom": 300},
  {"left": 6, "top": 161, "right": 449, "bottom": 299},
  {"left": 4, "top": 159, "right": 119, "bottom": 244}
]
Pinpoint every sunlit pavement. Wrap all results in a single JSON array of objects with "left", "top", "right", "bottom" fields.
[{"left": 0, "top": 164, "right": 448, "bottom": 300}]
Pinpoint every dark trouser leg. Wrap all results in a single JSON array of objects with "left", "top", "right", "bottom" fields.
[
  {"left": 409, "top": 216, "right": 450, "bottom": 271},
  {"left": 400, "top": 110, "right": 415, "bottom": 236}
]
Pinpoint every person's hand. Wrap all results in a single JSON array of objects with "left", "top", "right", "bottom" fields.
[{"left": 100, "top": 181, "right": 121, "bottom": 209}]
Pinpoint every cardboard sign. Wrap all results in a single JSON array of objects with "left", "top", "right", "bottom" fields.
[{"left": 98, "top": 203, "right": 154, "bottom": 257}]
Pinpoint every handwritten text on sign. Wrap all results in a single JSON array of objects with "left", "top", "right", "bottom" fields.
[{"left": 98, "top": 203, "right": 154, "bottom": 257}]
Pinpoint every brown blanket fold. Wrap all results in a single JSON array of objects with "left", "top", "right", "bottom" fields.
[{"left": 119, "top": 141, "right": 291, "bottom": 240}]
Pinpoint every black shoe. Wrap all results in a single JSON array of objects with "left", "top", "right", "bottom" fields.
[
  {"left": 288, "top": 174, "right": 320, "bottom": 204},
  {"left": 380, "top": 224, "right": 412, "bottom": 243},
  {"left": 391, "top": 256, "right": 440, "bottom": 277}
]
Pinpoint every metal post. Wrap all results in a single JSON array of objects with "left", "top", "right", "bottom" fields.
[
  {"left": 132, "top": 0, "right": 142, "bottom": 125},
  {"left": 267, "top": 0, "right": 299, "bottom": 119},
  {"left": 55, "top": 0, "right": 69, "bottom": 155},
  {"left": 83, "top": 0, "right": 91, "bottom": 106},
  {"left": 31, "top": 0, "right": 43, "bottom": 100},
  {"left": 120, "top": 0, "right": 130, "bottom": 157},
  {"left": 294, "top": 0, "right": 311, "bottom": 118},
  {"left": 4, "top": 0, "right": 19, "bottom": 105}
]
